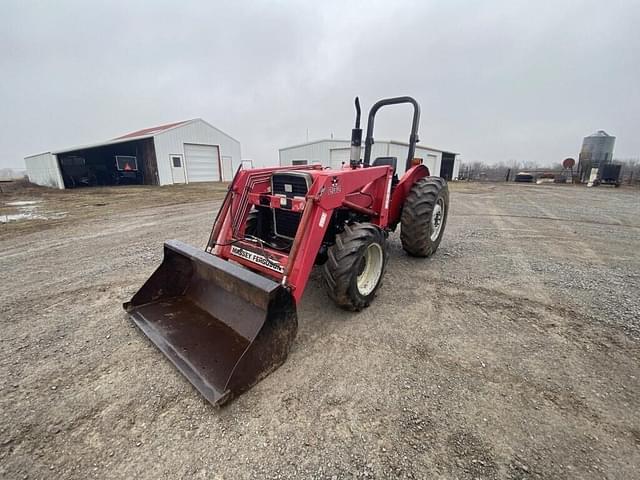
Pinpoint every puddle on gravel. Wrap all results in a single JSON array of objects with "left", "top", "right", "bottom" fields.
[
  {"left": 5, "top": 200, "right": 42, "bottom": 206},
  {"left": 1, "top": 199, "right": 66, "bottom": 223}
]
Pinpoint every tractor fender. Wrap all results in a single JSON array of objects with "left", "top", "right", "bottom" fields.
[{"left": 388, "top": 164, "right": 430, "bottom": 226}]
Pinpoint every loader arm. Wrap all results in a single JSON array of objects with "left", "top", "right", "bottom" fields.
[{"left": 213, "top": 165, "right": 394, "bottom": 303}]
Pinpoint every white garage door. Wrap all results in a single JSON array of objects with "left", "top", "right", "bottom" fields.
[
  {"left": 329, "top": 148, "right": 350, "bottom": 170},
  {"left": 184, "top": 143, "right": 220, "bottom": 182}
]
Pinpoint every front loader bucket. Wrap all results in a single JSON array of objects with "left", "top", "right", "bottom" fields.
[{"left": 123, "top": 240, "right": 297, "bottom": 406}]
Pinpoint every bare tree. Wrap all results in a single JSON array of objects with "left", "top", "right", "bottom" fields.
[{"left": 614, "top": 157, "right": 640, "bottom": 185}]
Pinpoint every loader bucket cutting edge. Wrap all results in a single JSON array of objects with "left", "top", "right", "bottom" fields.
[{"left": 123, "top": 240, "right": 297, "bottom": 406}]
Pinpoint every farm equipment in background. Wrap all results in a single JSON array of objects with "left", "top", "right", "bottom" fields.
[
  {"left": 125, "top": 96, "right": 450, "bottom": 406},
  {"left": 60, "top": 156, "right": 97, "bottom": 188},
  {"left": 59, "top": 154, "right": 142, "bottom": 187},
  {"left": 536, "top": 172, "right": 555, "bottom": 184},
  {"left": 114, "top": 155, "right": 142, "bottom": 185},
  {"left": 515, "top": 171, "right": 534, "bottom": 183},
  {"left": 595, "top": 164, "right": 622, "bottom": 187}
]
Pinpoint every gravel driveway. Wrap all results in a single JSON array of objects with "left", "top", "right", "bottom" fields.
[{"left": 1, "top": 182, "right": 638, "bottom": 479}]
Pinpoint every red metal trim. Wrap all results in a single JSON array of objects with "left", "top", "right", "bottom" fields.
[
  {"left": 206, "top": 186, "right": 235, "bottom": 251},
  {"left": 247, "top": 192, "right": 307, "bottom": 212},
  {"left": 283, "top": 196, "right": 315, "bottom": 279}
]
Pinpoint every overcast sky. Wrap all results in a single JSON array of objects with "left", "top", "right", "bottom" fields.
[{"left": 1, "top": 0, "right": 639, "bottom": 169}]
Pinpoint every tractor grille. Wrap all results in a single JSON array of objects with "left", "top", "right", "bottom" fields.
[
  {"left": 271, "top": 172, "right": 311, "bottom": 198},
  {"left": 271, "top": 172, "right": 310, "bottom": 239},
  {"left": 273, "top": 209, "right": 301, "bottom": 239}
]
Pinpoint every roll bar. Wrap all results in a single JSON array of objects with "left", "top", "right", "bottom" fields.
[{"left": 362, "top": 96, "right": 421, "bottom": 172}]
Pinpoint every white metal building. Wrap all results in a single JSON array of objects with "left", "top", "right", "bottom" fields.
[
  {"left": 279, "top": 139, "right": 459, "bottom": 180},
  {"left": 24, "top": 119, "right": 241, "bottom": 189}
]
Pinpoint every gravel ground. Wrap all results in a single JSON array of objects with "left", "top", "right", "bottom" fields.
[{"left": 1, "top": 182, "right": 638, "bottom": 479}]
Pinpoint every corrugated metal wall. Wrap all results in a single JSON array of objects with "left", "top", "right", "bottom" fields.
[
  {"left": 329, "top": 148, "right": 350, "bottom": 169},
  {"left": 328, "top": 143, "right": 390, "bottom": 169},
  {"left": 452, "top": 159, "right": 460, "bottom": 180},
  {"left": 279, "top": 140, "right": 351, "bottom": 166},
  {"left": 388, "top": 143, "right": 442, "bottom": 176},
  {"left": 153, "top": 120, "right": 241, "bottom": 185},
  {"left": 280, "top": 140, "right": 445, "bottom": 176},
  {"left": 24, "top": 152, "right": 64, "bottom": 189}
]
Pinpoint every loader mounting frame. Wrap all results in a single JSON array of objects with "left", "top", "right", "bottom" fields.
[{"left": 206, "top": 162, "right": 429, "bottom": 303}]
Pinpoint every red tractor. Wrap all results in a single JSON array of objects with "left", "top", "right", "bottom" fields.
[{"left": 125, "top": 97, "right": 449, "bottom": 406}]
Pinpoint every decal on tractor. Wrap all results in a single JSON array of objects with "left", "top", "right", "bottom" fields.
[
  {"left": 230, "top": 245, "right": 284, "bottom": 273},
  {"left": 329, "top": 176, "right": 341, "bottom": 195},
  {"left": 319, "top": 211, "right": 328, "bottom": 228}
]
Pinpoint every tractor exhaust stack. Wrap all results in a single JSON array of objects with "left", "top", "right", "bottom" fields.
[
  {"left": 349, "top": 96, "right": 363, "bottom": 169},
  {"left": 124, "top": 240, "right": 297, "bottom": 406}
]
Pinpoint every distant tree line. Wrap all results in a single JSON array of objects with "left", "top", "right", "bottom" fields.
[
  {"left": 0, "top": 168, "right": 27, "bottom": 180},
  {"left": 613, "top": 158, "right": 640, "bottom": 184},
  {"left": 458, "top": 158, "right": 640, "bottom": 185}
]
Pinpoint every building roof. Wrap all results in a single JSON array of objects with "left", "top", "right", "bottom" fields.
[
  {"left": 26, "top": 118, "right": 240, "bottom": 159},
  {"left": 113, "top": 120, "right": 191, "bottom": 140},
  {"left": 278, "top": 139, "right": 350, "bottom": 151},
  {"left": 44, "top": 119, "right": 198, "bottom": 155},
  {"left": 279, "top": 138, "right": 458, "bottom": 155}
]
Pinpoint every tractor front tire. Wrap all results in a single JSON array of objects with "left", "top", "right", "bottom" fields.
[
  {"left": 245, "top": 210, "right": 258, "bottom": 237},
  {"left": 400, "top": 176, "right": 449, "bottom": 257},
  {"left": 322, "top": 223, "right": 387, "bottom": 311}
]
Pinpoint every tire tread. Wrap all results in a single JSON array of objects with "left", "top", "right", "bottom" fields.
[
  {"left": 322, "top": 222, "right": 386, "bottom": 311},
  {"left": 400, "top": 176, "right": 449, "bottom": 257}
]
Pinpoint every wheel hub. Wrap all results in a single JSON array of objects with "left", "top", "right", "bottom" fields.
[
  {"left": 356, "top": 243, "right": 383, "bottom": 296},
  {"left": 430, "top": 199, "right": 445, "bottom": 241}
]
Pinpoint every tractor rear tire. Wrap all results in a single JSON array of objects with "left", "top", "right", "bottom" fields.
[
  {"left": 400, "top": 176, "right": 449, "bottom": 257},
  {"left": 322, "top": 223, "right": 387, "bottom": 311}
]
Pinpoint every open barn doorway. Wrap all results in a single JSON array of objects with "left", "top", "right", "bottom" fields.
[
  {"left": 440, "top": 152, "right": 456, "bottom": 180},
  {"left": 57, "top": 138, "right": 158, "bottom": 188}
]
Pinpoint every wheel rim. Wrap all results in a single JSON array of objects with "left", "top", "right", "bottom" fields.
[
  {"left": 430, "top": 199, "right": 445, "bottom": 241},
  {"left": 357, "top": 243, "right": 383, "bottom": 296}
]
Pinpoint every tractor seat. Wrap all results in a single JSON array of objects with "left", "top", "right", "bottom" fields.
[{"left": 372, "top": 156, "right": 397, "bottom": 176}]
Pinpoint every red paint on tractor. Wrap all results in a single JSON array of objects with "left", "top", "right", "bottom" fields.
[{"left": 124, "top": 96, "right": 449, "bottom": 407}]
